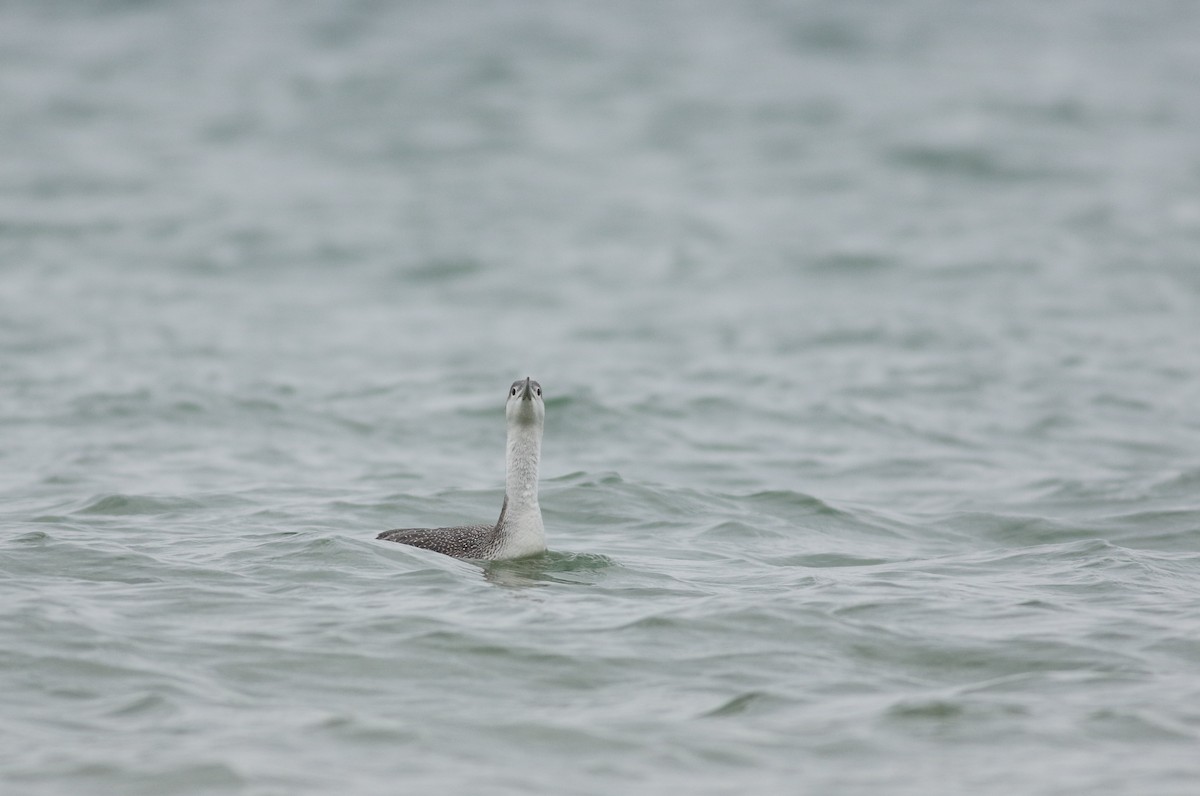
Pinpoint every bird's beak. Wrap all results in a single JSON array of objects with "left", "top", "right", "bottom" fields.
[{"left": 519, "top": 377, "right": 533, "bottom": 400}]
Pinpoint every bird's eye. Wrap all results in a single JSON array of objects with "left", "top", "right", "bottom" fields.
[
  {"left": 536, "top": 387, "right": 541, "bottom": 396},
  {"left": 511, "top": 387, "right": 517, "bottom": 396}
]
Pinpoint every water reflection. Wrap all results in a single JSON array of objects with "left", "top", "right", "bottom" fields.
[{"left": 482, "top": 551, "right": 617, "bottom": 588}]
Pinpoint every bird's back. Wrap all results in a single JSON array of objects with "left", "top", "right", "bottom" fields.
[{"left": 376, "top": 524, "right": 495, "bottom": 558}]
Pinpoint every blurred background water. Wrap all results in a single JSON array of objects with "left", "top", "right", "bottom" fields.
[{"left": 2, "top": 1, "right": 1200, "bottom": 794}]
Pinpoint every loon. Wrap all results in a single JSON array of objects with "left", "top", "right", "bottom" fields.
[{"left": 377, "top": 377, "right": 546, "bottom": 560}]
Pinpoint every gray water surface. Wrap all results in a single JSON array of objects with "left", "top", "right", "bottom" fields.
[{"left": 3, "top": 2, "right": 1200, "bottom": 794}]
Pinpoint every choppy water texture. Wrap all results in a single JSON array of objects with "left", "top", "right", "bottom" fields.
[{"left": 3, "top": 1, "right": 1200, "bottom": 794}]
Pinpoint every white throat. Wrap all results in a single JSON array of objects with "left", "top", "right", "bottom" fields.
[{"left": 496, "top": 416, "right": 545, "bottom": 557}]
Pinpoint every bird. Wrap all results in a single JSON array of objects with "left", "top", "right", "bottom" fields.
[{"left": 377, "top": 377, "right": 546, "bottom": 560}]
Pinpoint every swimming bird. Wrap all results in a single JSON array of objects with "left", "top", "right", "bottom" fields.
[{"left": 377, "top": 377, "right": 546, "bottom": 560}]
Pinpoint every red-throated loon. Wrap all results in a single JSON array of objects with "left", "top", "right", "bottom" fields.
[{"left": 377, "top": 377, "right": 545, "bottom": 560}]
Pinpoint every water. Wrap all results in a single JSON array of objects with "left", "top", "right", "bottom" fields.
[{"left": 3, "top": 1, "right": 1200, "bottom": 793}]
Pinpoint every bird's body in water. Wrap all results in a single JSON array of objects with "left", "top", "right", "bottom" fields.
[{"left": 377, "top": 377, "right": 546, "bottom": 560}]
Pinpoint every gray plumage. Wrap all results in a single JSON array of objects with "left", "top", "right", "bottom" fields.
[
  {"left": 376, "top": 498, "right": 508, "bottom": 559},
  {"left": 375, "top": 524, "right": 496, "bottom": 558}
]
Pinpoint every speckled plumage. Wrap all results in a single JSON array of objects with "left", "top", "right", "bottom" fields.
[
  {"left": 376, "top": 524, "right": 497, "bottom": 558},
  {"left": 376, "top": 497, "right": 509, "bottom": 558}
]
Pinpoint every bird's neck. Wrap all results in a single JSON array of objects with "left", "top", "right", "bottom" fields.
[
  {"left": 495, "top": 420, "right": 544, "bottom": 557},
  {"left": 504, "top": 420, "right": 542, "bottom": 518}
]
